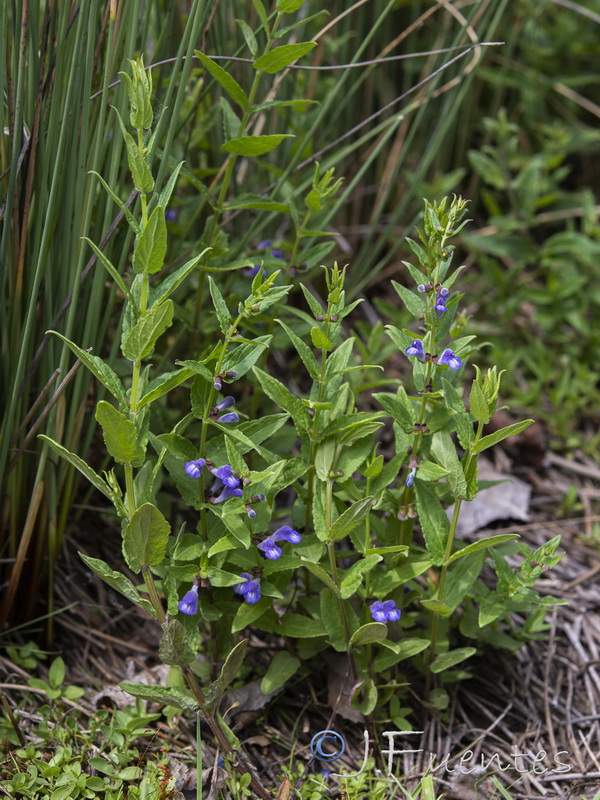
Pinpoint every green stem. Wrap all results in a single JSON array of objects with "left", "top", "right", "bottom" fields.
[{"left": 141, "top": 565, "right": 166, "bottom": 623}]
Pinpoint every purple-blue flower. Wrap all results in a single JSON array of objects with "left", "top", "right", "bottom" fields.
[
  {"left": 434, "top": 287, "right": 449, "bottom": 317},
  {"left": 257, "top": 239, "right": 271, "bottom": 250},
  {"left": 213, "top": 396, "right": 235, "bottom": 412},
  {"left": 273, "top": 525, "right": 302, "bottom": 544},
  {"left": 242, "top": 265, "right": 261, "bottom": 278},
  {"left": 184, "top": 458, "right": 206, "bottom": 478},
  {"left": 233, "top": 573, "right": 261, "bottom": 604},
  {"left": 370, "top": 599, "right": 401, "bottom": 623},
  {"left": 218, "top": 412, "right": 239, "bottom": 424},
  {"left": 405, "top": 339, "right": 426, "bottom": 362},
  {"left": 211, "top": 485, "right": 244, "bottom": 504},
  {"left": 258, "top": 538, "right": 282, "bottom": 560},
  {"left": 245, "top": 505, "right": 256, "bottom": 519},
  {"left": 405, "top": 467, "right": 416, "bottom": 488},
  {"left": 178, "top": 584, "right": 199, "bottom": 615},
  {"left": 211, "top": 465, "right": 239, "bottom": 488},
  {"left": 437, "top": 349, "right": 462, "bottom": 371}
]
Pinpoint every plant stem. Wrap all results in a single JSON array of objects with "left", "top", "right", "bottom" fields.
[{"left": 141, "top": 565, "right": 166, "bottom": 623}]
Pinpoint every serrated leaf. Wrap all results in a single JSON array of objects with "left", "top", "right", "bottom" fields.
[
  {"left": 413, "top": 482, "right": 449, "bottom": 567},
  {"left": 138, "top": 367, "right": 195, "bottom": 409},
  {"left": 195, "top": 51, "right": 248, "bottom": 110},
  {"left": 310, "top": 326, "right": 332, "bottom": 351},
  {"left": 96, "top": 401, "right": 144, "bottom": 465},
  {"left": 430, "top": 647, "right": 477, "bottom": 673},
  {"left": 208, "top": 276, "right": 232, "bottom": 334},
  {"left": 119, "top": 682, "right": 196, "bottom": 710},
  {"left": 222, "top": 134, "right": 293, "bottom": 156},
  {"left": 113, "top": 108, "right": 154, "bottom": 193},
  {"left": 133, "top": 205, "right": 167, "bottom": 275},
  {"left": 253, "top": 42, "right": 316, "bottom": 74},
  {"left": 471, "top": 420, "right": 535, "bottom": 454},
  {"left": 159, "top": 620, "right": 195, "bottom": 665},
  {"left": 349, "top": 622, "right": 387, "bottom": 647},
  {"left": 277, "top": 319, "right": 320, "bottom": 380},
  {"left": 122, "top": 300, "right": 174, "bottom": 361},
  {"left": 431, "top": 431, "right": 467, "bottom": 499},
  {"left": 253, "top": 367, "right": 311, "bottom": 436},
  {"left": 123, "top": 503, "right": 170, "bottom": 573},
  {"left": 391, "top": 280, "right": 426, "bottom": 318},
  {"left": 329, "top": 496, "right": 374, "bottom": 542},
  {"left": 79, "top": 553, "right": 155, "bottom": 615},
  {"left": 469, "top": 380, "right": 489, "bottom": 423},
  {"left": 373, "top": 392, "right": 415, "bottom": 433},
  {"left": 261, "top": 651, "right": 301, "bottom": 694},
  {"left": 40, "top": 436, "right": 112, "bottom": 499},
  {"left": 416, "top": 460, "right": 450, "bottom": 481},
  {"left": 150, "top": 249, "right": 209, "bottom": 307}
]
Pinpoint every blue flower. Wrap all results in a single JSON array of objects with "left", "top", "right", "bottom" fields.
[
  {"left": 257, "top": 239, "right": 272, "bottom": 250},
  {"left": 233, "top": 573, "right": 261, "bottom": 604},
  {"left": 211, "top": 485, "right": 244, "bottom": 504},
  {"left": 405, "top": 339, "right": 426, "bottom": 362},
  {"left": 218, "top": 412, "right": 239, "bottom": 424},
  {"left": 242, "top": 264, "right": 261, "bottom": 278},
  {"left": 437, "top": 349, "right": 462, "bottom": 371},
  {"left": 434, "top": 287, "right": 449, "bottom": 317},
  {"left": 178, "top": 584, "right": 199, "bottom": 615},
  {"left": 273, "top": 525, "right": 302, "bottom": 544},
  {"left": 258, "top": 538, "right": 282, "bottom": 560},
  {"left": 211, "top": 465, "right": 239, "bottom": 488},
  {"left": 184, "top": 459, "right": 206, "bottom": 479},
  {"left": 245, "top": 505, "right": 257, "bottom": 519},
  {"left": 405, "top": 467, "right": 416, "bottom": 488},
  {"left": 213, "top": 396, "right": 235, "bottom": 412},
  {"left": 370, "top": 599, "right": 401, "bottom": 623}
]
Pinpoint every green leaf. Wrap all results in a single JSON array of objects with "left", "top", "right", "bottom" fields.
[
  {"left": 416, "top": 460, "right": 450, "bottom": 481},
  {"left": 349, "top": 622, "right": 387, "bottom": 647},
  {"left": 391, "top": 280, "right": 426, "bottom": 318},
  {"left": 159, "top": 619, "right": 195, "bottom": 665},
  {"left": 79, "top": 553, "right": 154, "bottom": 615},
  {"left": 222, "top": 134, "right": 293, "bottom": 156},
  {"left": 227, "top": 192, "right": 289, "bottom": 213},
  {"left": 95, "top": 401, "right": 144, "bottom": 466},
  {"left": 261, "top": 651, "right": 301, "bottom": 694},
  {"left": 277, "top": 319, "right": 320, "bottom": 380},
  {"left": 138, "top": 367, "right": 195, "bottom": 409},
  {"left": 123, "top": 503, "right": 170, "bottom": 573},
  {"left": 40, "top": 436, "right": 112, "bottom": 499},
  {"left": 363, "top": 455, "right": 384, "bottom": 478},
  {"left": 300, "top": 557, "right": 340, "bottom": 596},
  {"left": 469, "top": 380, "right": 489, "bottom": 423},
  {"left": 447, "top": 534, "right": 519, "bottom": 564},
  {"left": 277, "top": 0, "right": 306, "bottom": 11},
  {"left": 222, "top": 336, "right": 271, "bottom": 379},
  {"left": 150, "top": 249, "right": 210, "bottom": 307},
  {"left": 430, "top": 647, "right": 477, "bottom": 673},
  {"left": 479, "top": 592, "right": 508, "bottom": 626},
  {"left": 340, "top": 554, "right": 382, "bottom": 599},
  {"left": 220, "top": 512, "right": 251, "bottom": 547},
  {"left": 471, "top": 420, "right": 535, "bottom": 454},
  {"left": 299, "top": 283, "right": 325, "bottom": 318},
  {"left": 206, "top": 639, "right": 248, "bottom": 713},
  {"left": 195, "top": 51, "right": 248, "bottom": 110},
  {"left": 120, "top": 681, "right": 198, "bottom": 711},
  {"left": 413, "top": 482, "right": 449, "bottom": 567},
  {"left": 329, "top": 497, "right": 374, "bottom": 542},
  {"left": 122, "top": 300, "right": 174, "bottom": 361},
  {"left": 113, "top": 108, "right": 154, "bottom": 193},
  {"left": 208, "top": 276, "right": 232, "bottom": 334},
  {"left": 277, "top": 614, "right": 326, "bottom": 638},
  {"left": 431, "top": 431, "right": 467, "bottom": 499},
  {"left": 253, "top": 42, "right": 316, "bottom": 74},
  {"left": 374, "top": 638, "right": 429, "bottom": 669},
  {"left": 48, "top": 657, "right": 65, "bottom": 689},
  {"left": 232, "top": 597, "right": 270, "bottom": 632},
  {"left": 252, "top": 0, "right": 269, "bottom": 30},
  {"left": 314, "top": 440, "right": 336, "bottom": 481},
  {"left": 253, "top": 367, "right": 311, "bottom": 435},
  {"left": 50, "top": 332, "right": 126, "bottom": 406},
  {"left": 133, "top": 205, "right": 167, "bottom": 275},
  {"left": 236, "top": 18, "right": 258, "bottom": 57},
  {"left": 352, "top": 677, "right": 378, "bottom": 716},
  {"left": 421, "top": 598, "right": 453, "bottom": 616},
  {"left": 83, "top": 236, "right": 135, "bottom": 305},
  {"left": 310, "top": 326, "right": 332, "bottom": 351},
  {"left": 373, "top": 392, "right": 414, "bottom": 433}
]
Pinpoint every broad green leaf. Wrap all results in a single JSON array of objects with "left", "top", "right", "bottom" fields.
[
  {"left": 374, "top": 638, "right": 429, "bottom": 669},
  {"left": 299, "top": 283, "right": 325, "bottom": 318},
  {"left": 79, "top": 553, "right": 154, "bottom": 615},
  {"left": 277, "top": 0, "right": 306, "bottom": 11},
  {"left": 416, "top": 460, "right": 450, "bottom": 481},
  {"left": 430, "top": 647, "right": 477, "bottom": 673},
  {"left": 119, "top": 681, "right": 198, "bottom": 712},
  {"left": 277, "top": 614, "right": 326, "bottom": 638},
  {"left": 413, "top": 482, "right": 449, "bottom": 567},
  {"left": 300, "top": 557, "right": 340, "bottom": 596},
  {"left": 329, "top": 496, "right": 374, "bottom": 542},
  {"left": 479, "top": 592, "right": 508, "bottom": 626},
  {"left": 260, "top": 651, "right": 301, "bottom": 694},
  {"left": 158, "top": 620, "right": 195, "bottom": 665},
  {"left": 175, "top": 358, "right": 214, "bottom": 385},
  {"left": 195, "top": 51, "right": 248, "bottom": 110},
  {"left": 253, "top": 42, "right": 316, "bottom": 74},
  {"left": 122, "top": 300, "right": 174, "bottom": 361},
  {"left": 40, "top": 436, "right": 111, "bottom": 499},
  {"left": 421, "top": 598, "right": 453, "bottom": 616},
  {"left": 363, "top": 455, "right": 384, "bottom": 478},
  {"left": 471, "top": 420, "right": 535, "bottom": 454},
  {"left": 137, "top": 367, "right": 195, "bottom": 409},
  {"left": 431, "top": 431, "right": 467, "bottom": 499},
  {"left": 232, "top": 597, "right": 270, "bottom": 632},
  {"left": 314, "top": 440, "right": 336, "bottom": 481},
  {"left": 340, "top": 554, "right": 382, "bottom": 599},
  {"left": 95, "top": 401, "right": 144, "bottom": 465},
  {"left": 48, "top": 657, "right": 65, "bottom": 689},
  {"left": 469, "top": 380, "right": 489, "bottom": 423},
  {"left": 253, "top": 367, "right": 311, "bottom": 435},
  {"left": 373, "top": 392, "right": 414, "bottom": 432},
  {"left": 222, "top": 135, "right": 293, "bottom": 156},
  {"left": 220, "top": 512, "right": 251, "bottom": 547},
  {"left": 442, "top": 551, "right": 485, "bottom": 612},
  {"left": 206, "top": 639, "right": 248, "bottom": 713},
  {"left": 349, "top": 622, "right": 387, "bottom": 647},
  {"left": 50, "top": 332, "right": 126, "bottom": 406},
  {"left": 208, "top": 276, "right": 232, "bottom": 333},
  {"left": 123, "top": 503, "right": 170, "bottom": 573},
  {"left": 222, "top": 336, "right": 271, "bottom": 379},
  {"left": 277, "top": 319, "right": 320, "bottom": 379},
  {"left": 310, "top": 326, "right": 332, "bottom": 351},
  {"left": 133, "top": 205, "right": 167, "bottom": 275},
  {"left": 391, "top": 280, "right": 426, "bottom": 318},
  {"left": 447, "top": 534, "right": 519, "bottom": 564}
]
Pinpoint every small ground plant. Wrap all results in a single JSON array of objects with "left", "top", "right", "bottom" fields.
[{"left": 35, "top": 51, "right": 563, "bottom": 798}]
